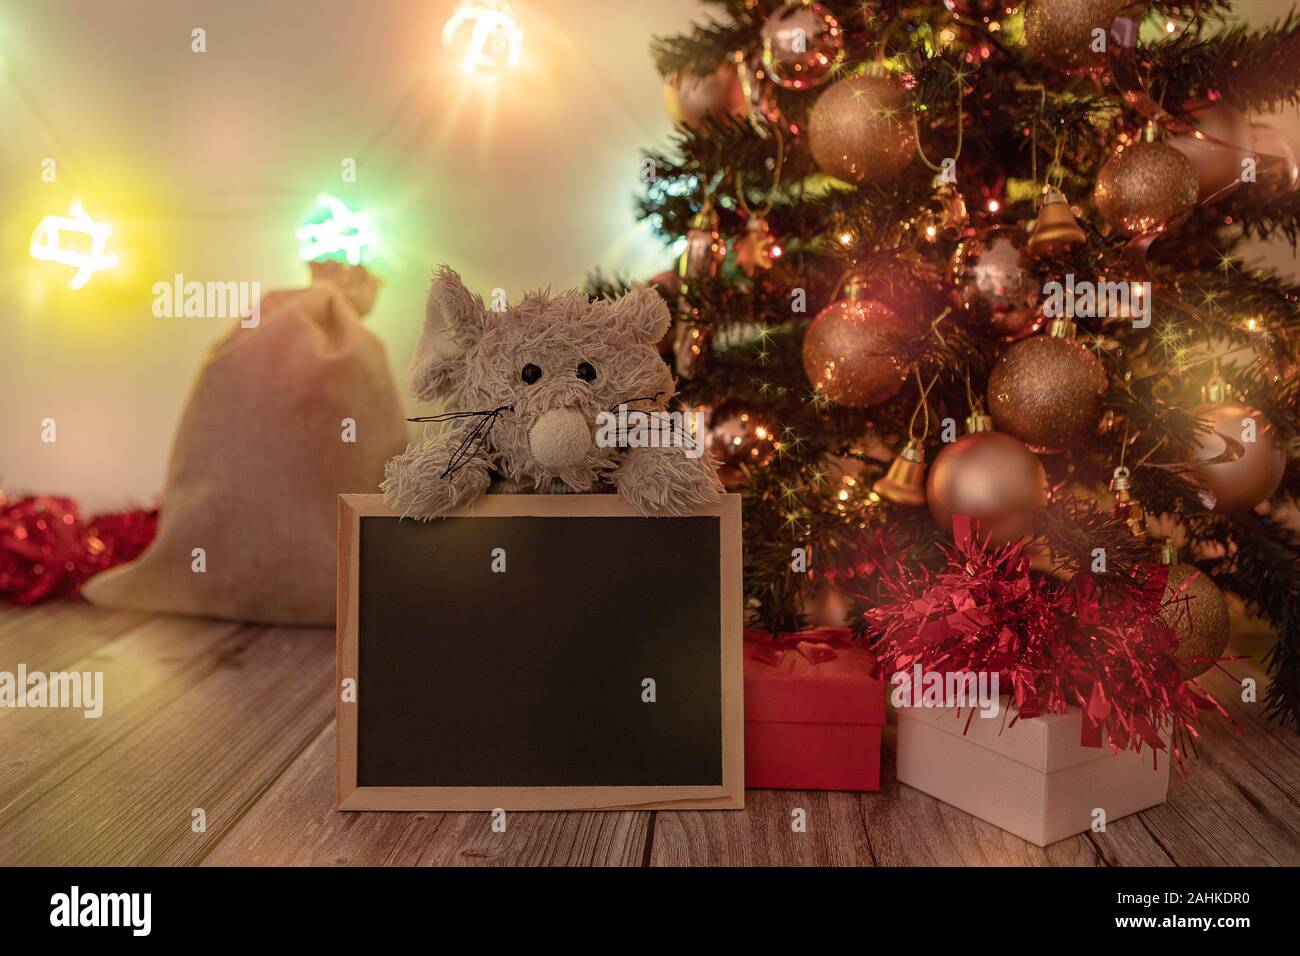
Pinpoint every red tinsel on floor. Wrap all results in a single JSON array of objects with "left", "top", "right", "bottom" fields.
[
  {"left": 863, "top": 515, "right": 1231, "bottom": 763},
  {"left": 0, "top": 493, "right": 158, "bottom": 605}
]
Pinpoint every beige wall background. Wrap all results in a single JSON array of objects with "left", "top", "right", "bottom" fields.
[{"left": 1, "top": 0, "right": 1297, "bottom": 510}]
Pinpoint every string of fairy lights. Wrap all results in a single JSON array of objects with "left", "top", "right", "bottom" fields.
[{"left": 16, "top": 0, "right": 525, "bottom": 290}]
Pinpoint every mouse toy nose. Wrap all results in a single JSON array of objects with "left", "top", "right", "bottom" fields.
[{"left": 529, "top": 408, "right": 593, "bottom": 469}]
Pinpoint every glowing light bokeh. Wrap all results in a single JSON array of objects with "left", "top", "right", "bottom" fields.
[
  {"left": 29, "top": 200, "right": 119, "bottom": 290},
  {"left": 295, "top": 193, "right": 377, "bottom": 265},
  {"left": 442, "top": 0, "right": 524, "bottom": 75}
]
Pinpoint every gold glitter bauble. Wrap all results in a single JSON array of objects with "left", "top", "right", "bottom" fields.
[
  {"left": 808, "top": 74, "right": 915, "bottom": 184},
  {"left": 1024, "top": 0, "right": 1125, "bottom": 72},
  {"left": 663, "top": 62, "right": 748, "bottom": 130},
  {"left": 987, "top": 333, "right": 1108, "bottom": 453},
  {"left": 1159, "top": 563, "right": 1230, "bottom": 678},
  {"left": 927, "top": 431, "right": 1050, "bottom": 545},
  {"left": 1189, "top": 402, "right": 1287, "bottom": 513},
  {"left": 801, "top": 297, "right": 914, "bottom": 407},
  {"left": 1168, "top": 101, "right": 1254, "bottom": 201},
  {"left": 1094, "top": 141, "right": 1199, "bottom": 236},
  {"left": 759, "top": 1, "right": 844, "bottom": 91},
  {"left": 950, "top": 226, "right": 1042, "bottom": 340},
  {"left": 852, "top": 249, "right": 948, "bottom": 321}
]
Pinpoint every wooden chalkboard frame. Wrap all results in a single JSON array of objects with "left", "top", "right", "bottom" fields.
[{"left": 336, "top": 493, "right": 744, "bottom": 811}]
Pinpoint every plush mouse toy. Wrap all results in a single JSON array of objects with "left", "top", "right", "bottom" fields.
[{"left": 382, "top": 266, "right": 722, "bottom": 517}]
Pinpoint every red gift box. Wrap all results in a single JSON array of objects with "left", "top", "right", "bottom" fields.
[{"left": 743, "top": 627, "right": 885, "bottom": 791}]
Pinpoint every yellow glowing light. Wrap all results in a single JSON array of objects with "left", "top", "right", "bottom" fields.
[
  {"left": 838, "top": 489, "right": 850, "bottom": 501},
  {"left": 925, "top": 224, "right": 937, "bottom": 239},
  {"left": 987, "top": 199, "right": 1000, "bottom": 213},
  {"left": 443, "top": 0, "right": 524, "bottom": 75},
  {"left": 838, "top": 231, "right": 853, "bottom": 245},
  {"left": 1165, "top": 21, "right": 1176, "bottom": 33},
  {"left": 29, "top": 200, "right": 119, "bottom": 289},
  {"left": 1247, "top": 317, "right": 1259, "bottom": 331}
]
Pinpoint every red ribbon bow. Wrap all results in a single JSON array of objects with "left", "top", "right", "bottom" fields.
[{"left": 744, "top": 627, "right": 852, "bottom": 667}]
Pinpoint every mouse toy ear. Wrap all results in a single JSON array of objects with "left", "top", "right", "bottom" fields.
[
  {"left": 610, "top": 284, "right": 671, "bottom": 346},
  {"left": 409, "top": 265, "right": 489, "bottom": 401}
]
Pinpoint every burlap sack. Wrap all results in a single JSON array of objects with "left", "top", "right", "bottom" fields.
[{"left": 83, "top": 261, "right": 409, "bottom": 625}]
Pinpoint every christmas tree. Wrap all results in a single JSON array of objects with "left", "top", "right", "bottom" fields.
[{"left": 594, "top": 1, "right": 1300, "bottom": 728}]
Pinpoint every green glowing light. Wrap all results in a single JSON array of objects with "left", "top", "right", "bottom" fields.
[{"left": 296, "top": 193, "right": 376, "bottom": 265}]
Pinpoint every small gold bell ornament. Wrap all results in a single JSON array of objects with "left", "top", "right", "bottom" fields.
[
  {"left": 873, "top": 372, "right": 938, "bottom": 508},
  {"left": 873, "top": 439, "right": 928, "bottom": 507},
  {"left": 1026, "top": 186, "right": 1087, "bottom": 259}
]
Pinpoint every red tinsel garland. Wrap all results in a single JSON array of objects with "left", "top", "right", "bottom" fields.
[
  {"left": 863, "top": 515, "right": 1232, "bottom": 762},
  {"left": 0, "top": 493, "right": 158, "bottom": 605}
]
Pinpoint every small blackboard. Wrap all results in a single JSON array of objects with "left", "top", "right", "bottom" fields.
[{"left": 336, "top": 493, "right": 743, "bottom": 810}]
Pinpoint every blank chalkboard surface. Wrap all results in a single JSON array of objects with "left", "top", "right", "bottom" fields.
[{"left": 336, "top": 493, "right": 743, "bottom": 811}]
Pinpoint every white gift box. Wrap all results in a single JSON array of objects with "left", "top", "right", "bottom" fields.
[{"left": 895, "top": 700, "right": 1170, "bottom": 846}]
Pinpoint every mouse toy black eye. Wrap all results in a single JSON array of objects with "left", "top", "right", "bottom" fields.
[
  {"left": 576, "top": 361, "right": 597, "bottom": 382},
  {"left": 521, "top": 363, "right": 543, "bottom": 385}
]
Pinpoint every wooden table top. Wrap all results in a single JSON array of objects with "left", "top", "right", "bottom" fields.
[{"left": 0, "top": 601, "right": 1295, "bottom": 866}]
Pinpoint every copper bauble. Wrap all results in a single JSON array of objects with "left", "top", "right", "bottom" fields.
[
  {"left": 950, "top": 226, "right": 1041, "bottom": 339},
  {"left": 808, "top": 74, "right": 916, "bottom": 184},
  {"left": 759, "top": 1, "right": 844, "bottom": 91},
  {"left": 1024, "top": 0, "right": 1125, "bottom": 73},
  {"left": 1189, "top": 402, "right": 1287, "bottom": 512},
  {"left": 927, "top": 428, "right": 1050, "bottom": 545},
  {"left": 1159, "top": 563, "right": 1230, "bottom": 678},
  {"left": 705, "top": 400, "right": 777, "bottom": 487},
  {"left": 1094, "top": 141, "right": 1199, "bottom": 236},
  {"left": 1251, "top": 123, "right": 1300, "bottom": 192},
  {"left": 663, "top": 62, "right": 748, "bottom": 130},
  {"left": 1168, "top": 101, "right": 1254, "bottom": 201},
  {"left": 987, "top": 327, "right": 1108, "bottom": 453},
  {"left": 851, "top": 249, "right": 948, "bottom": 322},
  {"left": 802, "top": 296, "right": 915, "bottom": 407}
]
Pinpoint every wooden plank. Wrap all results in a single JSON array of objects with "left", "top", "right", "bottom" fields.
[
  {"left": 1126, "top": 660, "right": 1300, "bottom": 866},
  {"left": 864, "top": 726, "right": 1103, "bottom": 866},
  {"left": 1085, "top": 816, "right": 1178, "bottom": 867},
  {"left": 0, "top": 623, "right": 335, "bottom": 865},
  {"left": 203, "top": 722, "right": 651, "bottom": 866},
  {"left": 412, "top": 810, "right": 651, "bottom": 867},
  {"left": 649, "top": 789, "right": 871, "bottom": 866},
  {"left": 0, "top": 611, "right": 242, "bottom": 816},
  {"left": 0, "top": 602, "right": 151, "bottom": 663},
  {"left": 864, "top": 781, "right": 1099, "bottom": 866}
]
